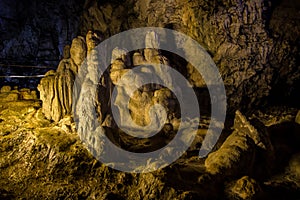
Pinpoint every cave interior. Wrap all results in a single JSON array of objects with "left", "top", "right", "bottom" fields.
[{"left": 0, "top": 0, "right": 299, "bottom": 199}]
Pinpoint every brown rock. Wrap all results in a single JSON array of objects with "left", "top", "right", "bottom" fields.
[
  {"left": 205, "top": 130, "right": 256, "bottom": 176},
  {"left": 38, "top": 60, "right": 75, "bottom": 122},
  {"left": 0, "top": 86, "right": 11, "bottom": 93},
  {"left": 296, "top": 110, "right": 300, "bottom": 125},
  {"left": 86, "top": 30, "right": 102, "bottom": 53},
  {"left": 70, "top": 36, "right": 87, "bottom": 68},
  {"left": 225, "top": 176, "right": 262, "bottom": 200}
]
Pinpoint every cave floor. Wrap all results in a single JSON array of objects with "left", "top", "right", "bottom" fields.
[{"left": 0, "top": 88, "right": 300, "bottom": 199}]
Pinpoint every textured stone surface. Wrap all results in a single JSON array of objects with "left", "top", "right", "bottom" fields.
[
  {"left": 39, "top": 62, "right": 75, "bottom": 122},
  {"left": 0, "top": 85, "right": 38, "bottom": 101},
  {"left": 0, "top": 0, "right": 85, "bottom": 66},
  {"left": 0, "top": 0, "right": 300, "bottom": 199},
  {"left": 79, "top": 0, "right": 300, "bottom": 111},
  {"left": 225, "top": 176, "right": 262, "bottom": 199},
  {"left": 205, "top": 129, "right": 256, "bottom": 176},
  {"left": 38, "top": 32, "right": 91, "bottom": 122},
  {"left": 1, "top": 89, "right": 300, "bottom": 199},
  {"left": 205, "top": 110, "right": 277, "bottom": 178},
  {"left": 69, "top": 36, "right": 87, "bottom": 69},
  {"left": 0, "top": 95, "right": 212, "bottom": 199}
]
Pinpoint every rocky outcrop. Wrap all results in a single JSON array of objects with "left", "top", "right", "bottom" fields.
[
  {"left": 225, "top": 176, "right": 263, "bottom": 199},
  {"left": 205, "top": 129, "right": 256, "bottom": 177},
  {"left": 38, "top": 36, "right": 87, "bottom": 122},
  {"left": 79, "top": 0, "right": 299, "bottom": 111},
  {"left": 0, "top": 93, "right": 204, "bottom": 199},
  {"left": 1, "top": 0, "right": 299, "bottom": 199},
  {"left": 205, "top": 110, "right": 274, "bottom": 178}
]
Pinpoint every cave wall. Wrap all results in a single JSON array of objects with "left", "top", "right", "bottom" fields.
[
  {"left": 0, "top": 0, "right": 299, "bottom": 110},
  {"left": 79, "top": 0, "right": 299, "bottom": 111},
  {"left": 0, "top": 0, "right": 85, "bottom": 66}
]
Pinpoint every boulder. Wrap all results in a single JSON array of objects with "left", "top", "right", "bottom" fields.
[
  {"left": 225, "top": 176, "right": 262, "bottom": 200},
  {"left": 0, "top": 86, "right": 11, "bottom": 93},
  {"left": 205, "top": 130, "right": 256, "bottom": 177}
]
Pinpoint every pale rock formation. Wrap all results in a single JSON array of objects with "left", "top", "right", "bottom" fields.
[
  {"left": 109, "top": 33, "right": 178, "bottom": 132},
  {"left": 70, "top": 36, "right": 87, "bottom": 70},
  {"left": 205, "top": 110, "right": 274, "bottom": 177},
  {"left": 0, "top": 86, "right": 11, "bottom": 93},
  {"left": 38, "top": 35, "right": 87, "bottom": 122}
]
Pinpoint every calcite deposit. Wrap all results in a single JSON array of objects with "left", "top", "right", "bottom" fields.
[{"left": 0, "top": 0, "right": 299, "bottom": 199}]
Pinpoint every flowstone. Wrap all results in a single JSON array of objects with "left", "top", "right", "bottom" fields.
[{"left": 38, "top": 36, "right": 87, "bottom": 122}]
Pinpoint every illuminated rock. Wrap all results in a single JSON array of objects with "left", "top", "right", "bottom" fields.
[
  {"left": 38, "top": 60, "right": 75, "bottom": 122},
  {"left": 38, "top": 36, "right": 85, "bottom": 122},
  {"left": 205, "top": 110, "right": 274, "bottom": 177},
  {"left": 109, "top": 36, "right": 177, "bottom": 130},
  {"left": 225, "top": 176, "right": 262, "bottom": 199},
  {"left": 296, "top": 111, "right": 300, "bottom": 125},
  {"left": 70, "top": 36, "right": 87, "bottom": 69},
  {"left": 205, "top": 129, "right": 256, "bottom": 176},
  {"left": 86, "top": 30, "right": 103, "bottom": 53},
  {"left": 0, "top": 86, "right": 11, "bottom": 93}
]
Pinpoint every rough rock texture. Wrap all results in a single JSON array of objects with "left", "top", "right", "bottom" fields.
[
  {"left": 1, "top": 0, "right": 300, "bottom": 199},
  {"left": 109, "top": 32, "right": 177, "bottom": 129},
  {"left": 38, "top": 36, "right": 87, "bottom": 122},
  {"left": 0, "top": 0, "right": 85, "bottom": 65},
  {"left": 1, "top": 96, "right": 299, "bottom": 199},
  {"left": 205, "top": 112, "right": 257, "bottom": 177},
  {"left": 204, "top": 110, "right": 282, "bottom": 180},
  {"left": 0, "top": 92, "right": 216, "bottom": 199},
  {"left": 1, "top": 0, "right": 299, "bottom": 109},
  {"left": 225, "top": 176, "right": 263, "bottom": 199},
  {"left": 0, "top": 85, "right": 38, "bottom": 101},
  {"left": 72, "top": 31, "right": 195, "bottom": 163},
  {"left": 79, "top": 0, "right": 300, "bottom": 111}
]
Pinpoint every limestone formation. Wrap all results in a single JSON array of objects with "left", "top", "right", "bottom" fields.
[
  {"left": 225, "top": 176, "right": 262, "bottom": 200},
  {"left": 1, "top": 0, "right": 299, "bottom": 198},
  {"left": 0, "top": 86, "right": 37, "bottom": 102},
  {"left": 205, "top": 129, "right": 256, "bottom": 176},
  {"left": 70, "top": 36, "right": 87, "bottom": 69},
  {"left": 0, "top": 86, "right": 11, "bottom": 93},
  {"left": 108, "top": 33, "right": 179, "bottom": 132},
  {"left": 79, "top": 0, "right": 299, "bottom": 112},
  {"left": 86, "top": 30, "right": 103, "bottom": 53},
  {"left": 205, "top": 110, "right": 275, "bottom": 178},
  {"left": 38, "top": 35, "right": 87, "bottom": 122}
]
